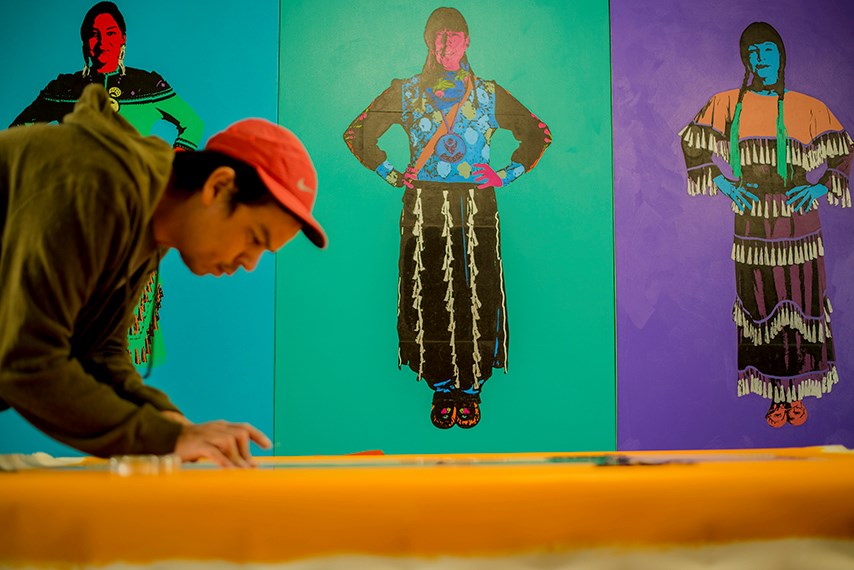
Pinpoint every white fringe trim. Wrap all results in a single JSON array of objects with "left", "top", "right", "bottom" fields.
[
  {"left": 731, "top": 188, "right": 852, "bottom": 215},
  {"left": 711, "top": 132, "right": 852, "bottom": 171},
  {"left": 684, "top": 126, "right": 853, "bottom": 208},
  {"left": 826, "top": 171, "right": 852, "bottom": 208},
  {"left": 466, "top": 189, "right": 483, "bottom": 388},
  {"left": 686, "top": 165, "right": 719, "bottom": 197},
  {"left": 495, "top": 212, "right": 508, "bottom": 373},
  {"left": 731, "top": 234, "right": 824, "bottom": 267},
  {"left": 411, "top": 188, "right": 426, "bottom": 380},
  {"left": 731, "top": 194, "right": 807, "bottom": 218},
  {"left": 732, "top": 298, "right": 833, "bottom": 347},
  {"left": 680, "top": 123, "right": 721, "bottom": 154},
  {"left": 737, "top": 366, "right": 839, "bottom": 403},
  {"left": 680, "top": 124, "right": 722, "bottom": 197},
  {"left": 440, "top": 191, "right": 460, "bottom": 387}
]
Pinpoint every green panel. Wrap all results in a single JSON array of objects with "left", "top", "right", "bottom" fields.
[{"left": 276, "top": 0, "right": 615, "bottom": 454}]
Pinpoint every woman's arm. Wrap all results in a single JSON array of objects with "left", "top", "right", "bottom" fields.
[
  {"left": 491, "top": 83, "right": 551, "bottom": 186},
  {"left": 152, "top": 92, "right": 205, "bottom": 151},
  {"left": 343, "top": 79, "right": 407, "bottom": 187},
  {"left": 10, "top": 81, "right": 77, "bottom": 127},
  {"left": 678, "top": 93, "right": 733, "bottom": 197}
]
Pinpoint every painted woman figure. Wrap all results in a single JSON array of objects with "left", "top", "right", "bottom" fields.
[
  {"left": 343, "top": 7, "right": 550, "bottom": 429},
  {"left": 680, "top": 22, "right": 851, "bottom": 427},
  {"left": 11, "top": 2, "right": 205, "bottom": 368}
]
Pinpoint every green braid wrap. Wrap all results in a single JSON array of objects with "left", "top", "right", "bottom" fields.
[
  {"left": 776, "top": 97, "right": 788, "bottom": 182},
  {"left": 729, "top": 97, "right": 789, "bottom": 183},
  {"left": 730, "top": 101, "right": 743, "bottom": 180}
]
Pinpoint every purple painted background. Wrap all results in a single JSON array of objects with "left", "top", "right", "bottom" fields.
[{"left": 613, "top": 0, "right": 854, "bottom": 450}]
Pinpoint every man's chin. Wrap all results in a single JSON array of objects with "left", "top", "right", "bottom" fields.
[{"left": 180, "top": 257, "right": 210, "bottom": 277}]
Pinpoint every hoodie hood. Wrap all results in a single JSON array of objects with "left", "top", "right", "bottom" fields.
[{"left": 63, "top": 84, "right": 173, "bottom": 229}]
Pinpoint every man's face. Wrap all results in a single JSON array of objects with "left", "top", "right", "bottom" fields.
[
  {"left": 87, "top": 13, "right": 125, "bottom": 73},
  {"left": 174, "top": 177, "right": 302, "bottom": 277},
  {"left": 434, "top": 29, "right": 469, "bottom": 71}
]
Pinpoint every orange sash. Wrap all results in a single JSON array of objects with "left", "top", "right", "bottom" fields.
[{"left": 411, "top": 76, "right": 474, "bottom": 175}]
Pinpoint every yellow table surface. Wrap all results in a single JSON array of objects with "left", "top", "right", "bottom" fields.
[{"left": 1, "top": 447, "right": 853, "bottom": 566}]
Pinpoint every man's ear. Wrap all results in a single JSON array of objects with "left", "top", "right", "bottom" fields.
[{"left": 200, "top": 166, "right": 237, "bottom": 206}]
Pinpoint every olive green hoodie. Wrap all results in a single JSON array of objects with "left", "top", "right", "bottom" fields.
[{"left": 0, "top": 85, "right": 184, "bottom": 456}]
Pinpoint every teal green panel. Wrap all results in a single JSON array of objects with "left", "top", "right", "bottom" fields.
[{"left": 276, "top": 0, "right": 615, "bottom": 454}]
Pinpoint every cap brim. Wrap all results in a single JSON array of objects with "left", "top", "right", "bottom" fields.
[{"left": 256, "top": 169, "right": 328, "bottom": 249}]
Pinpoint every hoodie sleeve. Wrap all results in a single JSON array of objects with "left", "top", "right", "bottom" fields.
[
  {"left": 84, "top": 321, "right": 182, "bottom": 415},
  {"left": 0, "top": 157, "right": 182, "bottom": 458}
]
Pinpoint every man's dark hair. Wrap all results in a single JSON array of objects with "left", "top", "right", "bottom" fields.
[{"left": 171, "top": 150, "right": 277, "bottom": 211}]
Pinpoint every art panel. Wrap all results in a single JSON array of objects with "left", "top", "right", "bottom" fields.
[
  {"left": 613, "top": 0, "right": 854, "bottom": 449},
  {"left": 276, "top": 0, "right": 615, "bottom": 454},
  {"left": 0, "top": 0, "right": 280, "bottom": 455},
  {"left": 10, "top": 2, "right": 205, "bottom": 372}
]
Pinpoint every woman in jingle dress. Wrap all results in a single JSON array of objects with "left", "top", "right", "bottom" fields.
[{"left": 680, "top": 22, "right": 851, "bottom": 427}]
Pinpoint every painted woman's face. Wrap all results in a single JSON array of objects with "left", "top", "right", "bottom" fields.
[
  {"left": 87, "top": 13, "right": 125, "bottom": 73},
  {"left": 434, "top": 29, "right": 469, "bottom": 71},
  {"left": 747, "top": 41, "right": 780, "bottom": 86}
]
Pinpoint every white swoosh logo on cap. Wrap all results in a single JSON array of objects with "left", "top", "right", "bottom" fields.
[{"left": 297, "top": 178, "right": 313, "bottom": 193}]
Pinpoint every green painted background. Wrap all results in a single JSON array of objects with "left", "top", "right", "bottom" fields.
[{"left": 275, "top": 0, "right": 615, "bottom": 454}]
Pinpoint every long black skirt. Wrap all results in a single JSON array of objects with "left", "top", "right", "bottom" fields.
[{"left": 397, "top": 182, "right": 509, "bottom": 392}]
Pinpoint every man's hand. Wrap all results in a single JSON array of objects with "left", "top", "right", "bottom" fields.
[{"left": 174, "top": 421, "right": 272, "bottom": 468}]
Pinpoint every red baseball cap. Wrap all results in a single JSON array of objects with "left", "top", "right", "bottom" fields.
[{"left": 205, "top": 119, "right": 327, "bottom": 248}]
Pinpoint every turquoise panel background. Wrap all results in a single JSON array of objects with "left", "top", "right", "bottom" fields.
[
  {"left": 0, "top": 0, "right": 280, "bottom": 455},
  {"left": 276, "top": 0, "right": 616, "bottom": 454}
]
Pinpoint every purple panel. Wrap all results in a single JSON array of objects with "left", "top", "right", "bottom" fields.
[{"left": 613, "top": 0, "right": 854, "bottom": 449}]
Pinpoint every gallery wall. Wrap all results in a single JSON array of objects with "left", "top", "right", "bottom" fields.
[
  {"left": 0, "top": 0, "right": 850, "bottom": 457},
  {"left": 612, "top": 0, "right": 854, "bottom": 450},
  {"left": 274, "top": 0, "right": 616, "bottom": 454}
]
